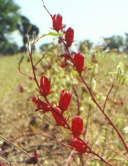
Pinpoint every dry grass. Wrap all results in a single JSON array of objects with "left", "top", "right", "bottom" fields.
[{"left": 0, "top": 51, "right": 128, "bottom": 165}]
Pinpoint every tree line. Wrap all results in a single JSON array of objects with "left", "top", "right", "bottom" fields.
[
  {"left": 0, "top": 0, "right": 39, "bottom": 55},
  {"left": 79, "top": 34, "right": 128, "bottom": 54},
  {"left": 1, "top": 0, "right": 128, "bottom": 55}
]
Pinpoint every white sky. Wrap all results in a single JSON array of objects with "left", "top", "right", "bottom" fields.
[{"left": 14, "top": 0, "right": 128, "bottom": 44}]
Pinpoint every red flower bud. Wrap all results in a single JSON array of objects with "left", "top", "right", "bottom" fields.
[
  {"left": 73, "top": 53, "right": 84, "bottom": 73},
  {"left": 59, "top": 90, "right": 72, "bottom": 111},
  {"left": 52, "top": 14, "right": 63, "bottom": 32},
  {"left": 40, "top": 76, "right": 51, "bottom": 96},
  {"left": 70, "top": 137, "right": 88, "bottom": 153},
  {"left": 52, "top": 107, "right": 67, "bottom": 127},
  {"left": 71, "top": 116, "right": 84, "bottom": 137},
  {"left": 32, "top": 97, "right": 51, "bottom": 113},
  {"left": 65, "top": 27, "right": 74, "bottom": 47}
]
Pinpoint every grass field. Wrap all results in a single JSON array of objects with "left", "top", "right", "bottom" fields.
[{"left": 0, "top": 51, "right": 128, "bottom": 165}]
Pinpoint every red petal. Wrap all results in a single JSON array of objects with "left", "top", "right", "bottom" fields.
[
  {"left": 40, "top": 76, "right": 51, "bottom": 96},
  {"left": 59, "top": 90, "right": 72, "bottom": 111},
  {"left": 65, "top": 27, "right": 74, "bottom": 47},
  {"left": 32, "top": 97, "right": 51, "bottom": 113},
  {"left": 71, "top": 116, "right": 84, "bottom": 137},
  {"left": 52, "top": 107, "right": 67, "bottom": 127},
  {"left": 73, "top": 53, "right": 84, "bottom": 73},
  {"left": 70, "top": 137, "right": 88, "bottom": 153},
  {"left": 52, "top": 14, "right": 63, "bottom": 32}
]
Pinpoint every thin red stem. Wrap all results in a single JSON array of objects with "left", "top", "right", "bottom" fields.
[
  {"left": 80, "top": 74, "right": 128, "bottom": 153},
  {"left": 28, "top": 45, "right": 40, "bottom": 89},
  {"left": 90, "top": 150, "right": 114, "bottom": 166},
  {"left": 41, "top": 0, "right": 52, "bottom": 18}
]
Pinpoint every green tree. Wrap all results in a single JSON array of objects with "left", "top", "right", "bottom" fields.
[
  {"left": 123, "top": 33, "right": 128, "bottom": 53},
  {"left": 103, "top": 35, "right": 124, "bottom": 52},
  {"left": 0, "top": 0, "right": 20, "bottom": 54}
]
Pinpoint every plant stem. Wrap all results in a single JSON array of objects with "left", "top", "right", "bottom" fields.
[
  {"left": 90, "top": 150, "right": 114, "bottom": 166},
  {"left": 80, "top": 74, "right": 128, "bottom": 153},
  {"left": 41, "top": 0, "right": 52, "bottom": 18},
  {"left": 28, "top": 44, "right": 40, "bottom": 89}
]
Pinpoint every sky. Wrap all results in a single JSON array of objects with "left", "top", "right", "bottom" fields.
[{"left": 14, "top": 0, "right": 128, "bottom": 45}]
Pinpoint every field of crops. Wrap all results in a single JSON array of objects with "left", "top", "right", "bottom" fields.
[{"left": 0, "top": 50, "right": 128, "bottom": 165}]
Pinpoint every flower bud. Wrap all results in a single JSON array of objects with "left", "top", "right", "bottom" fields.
[
  {"left": 71, "top": 116, "right": 84, "bottom": 137},
  {"left": 70, "top": 137, "right": 88, "bottom": 153},
  {"left": 52, "top": 14, "right": 63, "bottom": 32},
  {"left": 40, "top": 76, "right": 51, "bottom": 96},
  {"left": 59, "top": 90, "right": 72, "bottom": 111},
  {"left": 65, "top": 27, "right": 74, "bottom": 47},
  {"left": 73, "top": 53, "right": 84, "bottom": 73},
  {"left": 52, "top": 107, "right": 67, "bottom": 127},
  {"left": 32, "top": 97, "right": 51, "bottom": 113}
]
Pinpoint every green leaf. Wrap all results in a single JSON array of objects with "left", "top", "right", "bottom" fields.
[{"left": 48, "top": 31, "right": 63, "bottom": 37}]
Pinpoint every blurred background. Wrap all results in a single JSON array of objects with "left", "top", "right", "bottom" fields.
[{"left": 1, "top": 0, "right": 128, "bottom": 55}]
